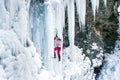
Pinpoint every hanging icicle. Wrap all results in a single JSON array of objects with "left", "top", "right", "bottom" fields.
[
  {"left": 91, "top": 0, "right": 99, "bottom": 20},
  {"left": 54, "top": 0, "right": 65, "bottom": 38},
  {"left": 96, "top": 0, "right": 99, "bottom": 12},
  {"left": 75, "top": 0, "right": 86, "bottom": 31},
  {"left": 103, "top": 0, "right": 107, "bottom": 7},
  {"left": 0, "top": 0, "right": 10, "bottom": 29},
  {"left": 1, "top": 0, "right": 31, "bottom": 46},
  {"left": 117, "top": 6, "right": 120, "bottom": 34},
  {"left": 67, "top": 0, "right": 75, "bottom": 47},
  {"left": 67, "top": 0, "right": 75, "bottom": 60}
]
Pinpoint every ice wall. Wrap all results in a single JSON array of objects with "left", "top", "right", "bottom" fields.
[
  {"left": 29, "top": 2, "right": 45, "bottom": 65},
  {"left": 0, "top": 0, "right": 42, "bottom": 79},
  {"left": 10, "top": 0, "right": 30, "bottom": 46},
  {"left": 29, "top": 0, "right": 65, "bottom": 70},
  {"left": 0, "top": 30, "right": 41, "bottom": 80},
  {"left": 0, "top": 0, "right": 30, "bottom": 46}
]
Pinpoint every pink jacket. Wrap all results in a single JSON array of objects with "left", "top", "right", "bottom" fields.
[
  {"left": 54, "top": 37, "right": 61, "bottom": 48},
  {"left": 57, "top": 40, "right": 61, "bottom": 47}
]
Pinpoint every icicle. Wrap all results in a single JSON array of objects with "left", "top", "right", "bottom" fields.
[
  {"left": 118, "top": 15, "right": 120, "bottom": 34},
  {"left": 117, "top": 6, "right": 120, "bottom": 34},
  {"left": 75, "top": 0, "right": 86, "bottom": 31},
  {"left": 9, "top": 0, "right": 30, "bottom": 46},
  {"left": 54, "top": 0, "right": 65, "bottom": 38},
  {"left": 118, "top": 6, "right": 120, "bottom": 15},
  {"left": 96, "top": 0, "right": 99, "bottom": 12},
  {"left": 10, "top": 0, "right": 19, "bottom": 26},
  {"left": 67, "top": 0, "right": 75, "bottom": 60},
  {"left": 91, "top": 0, "right": 99, "bottom": 20},
  {"left": 44, "top": 0, "right": 55, "bottom": 70},
  {"left": 91, "top": 0, "right": 96, "bottom": 19},
  {"left": 0, "top": 0, "right": 9, "bottom": 29},
  {"left": 63, "top": 0, "right": 68, "bottom": 8},
  {"left": 103, "top": 0, "right": 107, "bottom": 7}
]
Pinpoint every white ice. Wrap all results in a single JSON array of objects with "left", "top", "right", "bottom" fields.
[
  {"left": 0, "top": 30, "right": 42, "bottom": 80},
  {"left": 67, "top": 0, "right": 75, "bottom": 61},
  {"left": 75, "top": 0, "right": 86, "bottom": 31},
  {"left": 91, "top": 0, "right": 99, "bottom": 19},
  {"left": 103, "top": 0, "right": 107, "bottom": 7}
]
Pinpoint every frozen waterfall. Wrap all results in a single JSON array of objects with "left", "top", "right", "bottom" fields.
[{"left": 0, "top": 0, "right": 115, "bottom": 80}]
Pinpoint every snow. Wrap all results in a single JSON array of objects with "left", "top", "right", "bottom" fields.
[
  {"left": 92, "top": 42, "right": 98, "bottom": 50},
  {"left": 38, "top": 69, "right": 62, "bottom": 80},
  {"left": 0, "top": 65, "right": 6, "bottom": 80},
  {"left": 98, "top": 41, "right": 120, "bottom": 80},
  {"left": 62, "top": 46, "right": 96, "bottom": 80}
]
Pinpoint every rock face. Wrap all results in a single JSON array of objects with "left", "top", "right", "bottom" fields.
[
  {"left": 94, "top": 0, "right": 118, "bottom": 53},
  {"left": 63, "top": 0, "right": 119, "bottom": 60}
]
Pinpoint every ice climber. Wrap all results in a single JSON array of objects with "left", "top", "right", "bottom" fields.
[{"left": 54, "top": 34, "right": 61, "bottom": 61}]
